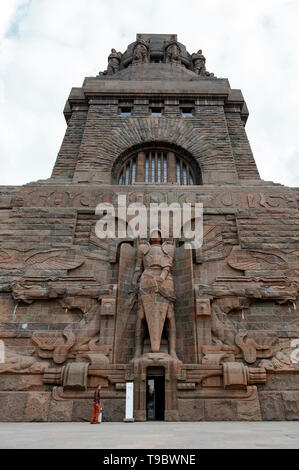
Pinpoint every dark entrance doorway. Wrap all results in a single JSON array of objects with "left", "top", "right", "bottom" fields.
[{"left": 146, "top": 367, "right": 165, "bottom": 421}]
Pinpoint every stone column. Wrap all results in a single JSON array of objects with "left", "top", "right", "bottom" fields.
[
  {"left": 167, "top": 152, "right": 177, "bottom": 183},
  {"left": 136, "top": 151, "right": 145, "bottom": 182},
  {"left": 164, "top": 361, "right": 180, "bottom": 421}
]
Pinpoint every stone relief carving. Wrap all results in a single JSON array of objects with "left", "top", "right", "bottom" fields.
[
  {"left": 0, "top": 242, "right": 115, "bottom": 377},
  {"left": 259, "top": 324, "right": 299, "bottom": 370},
  {"left": 201, "top": 277, "right": 299, "bottom": 304},
  {"left": 132, "top": 231, "right": 177, "bottom": 358},
  {"left": 210, "top": 301, "right": 278, "bottom": 364},
  {"left": 132, "top": 36, "right": 149, "bottom": 64},
  {"left": 107, "top": 48, "right": 122, "bottom": 75},
  {"left": 22, "top": 189, "right": 103, "bottom": 208},
  {"left": 227, "top": 246, "right": 288, "bottom": 272},
  {"left": 12, "top": 281, "right": 66, "bottom": 304},
  {"left": 195, "top": 272, "right": 299, "bottom": 372},
  {"left": 32, "top": 329, "right": 76, "bottom": 364},
  {"left": 235, "top": 331, "right": 277, "bottom": 364},
  {"left": 195, "top": 189, "right": 292, "bottom": 209},
  {"left": 195, "top": 225, "right": 233, "bottom": 264},
  {"left": 0, "top": 248, "right": 85, "bottom": 273},
  {"left": 31, "top": 284, "right": 115, "bottom": 365},
  {"left": 195, "top": 257, "right": 298, "bottom": 369},
  {"left": 18, "top": 188, "right": 294, "bottom": 210},
  {"left": 0, "top": 347, "right": 49, "bottom": 374},
  {"left": 165, "top": 37, "right": 181, "bottom": 64},
  {"left": 191, "top": 49, "right": 211, "bottom": 76},
  {"left": 247, "top": 192, "right": 287, "bottom": 208}
]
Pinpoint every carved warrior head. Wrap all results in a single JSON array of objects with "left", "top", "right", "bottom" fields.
[
  {"left": 166, "top": 40, "right": 181, "bottom": 54},
  {"left": 135, "top": 35, "right": 149, "bottom": 47},
  {"left": 164, "top": 38, "right": 181, "bottom": 64},
  {"left": 134, "top": 35, "right": 149, "bottom": 53},
  {"left": 132, "top": 36, "right": 149, "bottom": 64},
  {"left": 149, "top": 229, "right": 162, "bottom": 244},
  {"left": 108, "top": 49, "right": 121, "bottom": 61}
]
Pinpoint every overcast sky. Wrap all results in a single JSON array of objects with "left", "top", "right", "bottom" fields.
[{"left": 0, "top": 0, "right": 298, "bottom": 187}]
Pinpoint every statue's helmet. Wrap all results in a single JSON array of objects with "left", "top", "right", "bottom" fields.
[
  {"left": 149, "top": 228, "right": 162, "bottom": 243},
  {"left": 135, "top": 35, "right": 149, "bottom": 50}
]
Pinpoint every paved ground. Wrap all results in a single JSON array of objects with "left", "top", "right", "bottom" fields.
[{"left": 0, "top": 422, "right": 299, "bottom": 449}]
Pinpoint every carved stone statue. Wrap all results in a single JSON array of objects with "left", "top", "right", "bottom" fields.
[
  {"left": 132, "top": 36, "right": 149, "bottom": 64},
  {"left": 133, "top": 231, "right": 176, "bottom": 357},
  {"left": 192, "top": 49, "right": 209, "bottom": 76},
  {"left": 211, "top": 301, "right": 278, "bottom": 364},
  {"left": 165, "top": 37, "right": 181, "bottom": 64},
  {"left": 31, "top": 286, "right": 114, "bottom": 364},
  {"left": 107, "top": 48, "right": 122, "bottom": 75},
  {"left": 211, "top": 302, "right": 237, "bottom": 346}
]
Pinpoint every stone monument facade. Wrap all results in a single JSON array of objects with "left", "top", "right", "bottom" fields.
[{"left": 0, "top": 34, "right": 298, "bottom": 422}]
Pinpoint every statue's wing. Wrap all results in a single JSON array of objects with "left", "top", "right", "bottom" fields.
[
  {"left": 196, "top": 225, "right": 230, "bottom": 263},
  {"left": 89, "top": 227, "right": 115, "bottom": 262},
  {"left": 227, "top": 246, "right": 287, "bottom": 272},
  {"left": 89, "top": 227, "right": 110, "bottom": 252},
  {"left": 228, "top": 247, "right": 262, "bottom": 271},
  {"left": 114, "top": 243, "right": 137, "bottom": 363},
  {"left": 24, "top": 250, "right": 85, "bottom": 271},
  {"left": 85, "top": 251, "right": 109, "bottom": 263},
  {"left": 0, "top": 249, "right": 24, "bottom": 269},
  {"left": 249, "top": 250, "right": 287, "bottom": 267}
]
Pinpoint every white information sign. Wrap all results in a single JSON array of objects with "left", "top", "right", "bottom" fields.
[
  {"left": 0, "top": 340, "right": 4, "bottom": 364},
  {"left": 124, "top": 382, "right": 134, "bottom": 422}
]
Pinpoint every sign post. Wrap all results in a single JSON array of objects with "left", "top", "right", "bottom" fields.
[
  {"left": 124, "top": 382, "right": 134, "bottom": 422},
  {"left": 0, "top": 340, "right": 4, "bottom": 364}
]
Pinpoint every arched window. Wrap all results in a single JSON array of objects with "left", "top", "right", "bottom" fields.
[{"left": 117, "top": 150, "right": 197, "bottom": 185}]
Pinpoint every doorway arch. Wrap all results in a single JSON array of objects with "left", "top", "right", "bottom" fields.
[{"left": 146, "top": 366, "right": 165, "bottom": 421}]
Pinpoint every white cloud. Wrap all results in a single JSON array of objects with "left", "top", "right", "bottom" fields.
[
  {"left": 0, "top": 0, "right": 26, "bottom": 37},
  {"left": 0, "top": 0, "right": 298, "bottom": 186}
]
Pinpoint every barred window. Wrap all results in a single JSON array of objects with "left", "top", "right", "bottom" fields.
[{"left": 117, "top": 150, "right": 196, "bottom": 185}]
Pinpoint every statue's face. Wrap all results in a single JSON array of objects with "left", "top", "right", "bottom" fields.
[
  {"left": 169, "top": 45, "right": 177, "bottom": 54},
  {"left": 136, "top": 43, "right": 146, "bottom": 53}
]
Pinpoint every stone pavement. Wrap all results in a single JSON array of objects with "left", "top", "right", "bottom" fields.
[{"left": 0, "top": 422, "right": 299, "bottom": 449}]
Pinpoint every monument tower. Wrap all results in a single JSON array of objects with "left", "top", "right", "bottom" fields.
[{"left": 0, "top": 34, "right": 299, "bottom": 422}]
